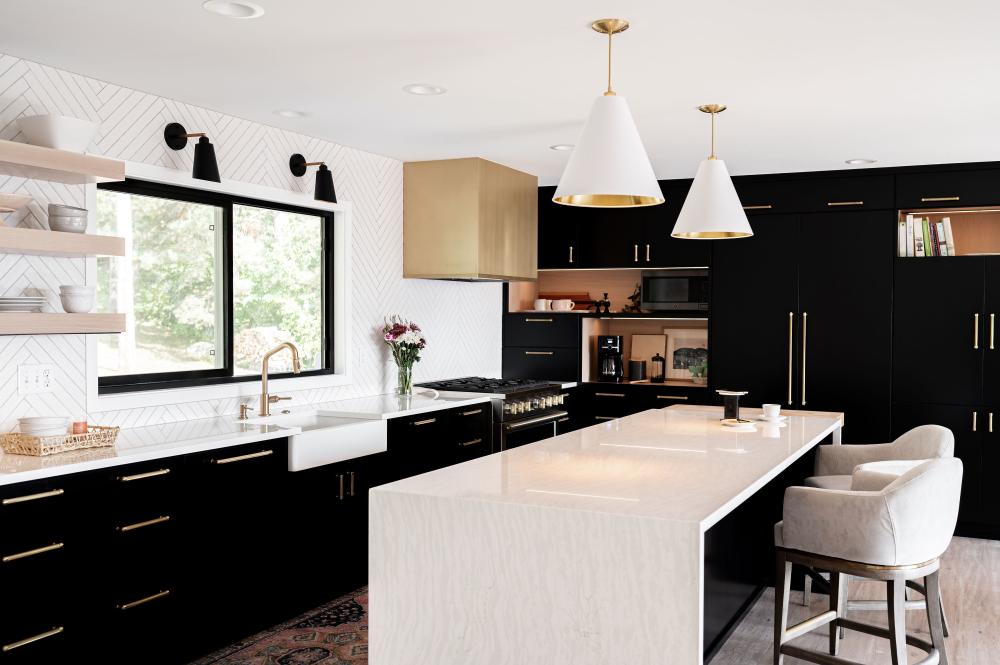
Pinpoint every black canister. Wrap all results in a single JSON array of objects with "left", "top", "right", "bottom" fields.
[{"left": 628, "top": 359, "right": 646, "bottom": 381}]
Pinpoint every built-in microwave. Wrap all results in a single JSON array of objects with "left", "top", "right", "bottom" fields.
[{"left": 639, "top": 269, "right": 710, "bottom": 312}]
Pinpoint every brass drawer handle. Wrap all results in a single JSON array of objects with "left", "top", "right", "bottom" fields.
[
  {"left": 634, "top": 244, "right": 639, "bottom": 262},
  {"left": 973, "top": 411, "right": 978, "bottom": 432},
  {"left": 3, "top": 626, "right": 64, "bottom": 652},
  {"left": 118, "top": 468, "right": 170, "bottom": 483},
  {"left": 2, "top": 488, "right": 64, "bottom": 505},
  {"left": 412, "top": 417, "right": 437, "bottom": 426},
  {"left": 990, "top": 412, "right": 994, "bottom": 434},
  {"left": 557, "top": 417, "right": 570, "bottom": 423},
  {"left": 3, "top": 542, "right": 64, "bottom": 563},
  {"left": 117, "top": 515, "right": 171, "bottom": 533},
  {"left": 525, "top": 351, "right": 554, "bottom": 356},
  {"left": 743, "top": 204, "right": 773, "bottom": 210},
  {"left": 118, "top": 589, "right": 170, "bottom": 611},
  {"left": 569, "top": 245, "right": 574, "bottom": 264},
  {"left": 827, "top": 201, "right": 864, "bottom": 207},
  {"left": 645, "top": 244, "right": 650, "bottom": 262},
  {"left": 461, "top": 409, "right": 483, "bottom": 416},
  {"left": 921, "top": 196, "right": 960, "bottom": 202},
  {"left": 211, "top": 449, "right": 274, "bottom": 465},
  {"left": 990, "top": 313, "right": 995, "bottom": 350},
  {"left": 594, "top": 392, "right": 625, "bottom": 397},
  {"left": 524, "top": 318, "right": 553, "bottom": 323},
  {"left": 655, "top": 395, "right": 689, "bottom": 400},
  {"left": 974, "top": 313, "right": 980, "bottom": 350},
  {"left": 595, "top": 416, "right": 617, "bottom": 421},
  {"left": 458, "top": 438, "right": 483, "bottom": 447}
]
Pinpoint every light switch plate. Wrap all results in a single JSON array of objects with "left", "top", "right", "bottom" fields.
[{"left": 18, "top": 364, "right": 55, "bottom": 396}]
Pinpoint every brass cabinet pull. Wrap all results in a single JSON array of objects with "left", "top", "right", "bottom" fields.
[
  {"left": 2, "top": 488, "right": 64, "bottom": 505},
  {"left": 412, "top": 417, "right": 436, "bottom": 426},
  {"left": 461, "top": 409, "right": 483, "bottom": 416},
  {"left": 118, "top": 468, "right": 170, "bottom": 483},
  {"left": 118, "top": 589, "right": 170, "bottom": 611},
  {"left": 211, "top": 449, "right": 273, "bottom": 465},
  {"left": 787, "top": 312, "right": 794, "bottom": 406},
  {"left": 595, "top": 416, "right": 617, "bottom": 421},
  {"left": 557, "top": 417, "right": 570, "bottom": 423},
  {"left": 3, "top": 626, "right": 64, "bottom": 652},
  {"left": 827, "top": 201, "right": 864, "bottom": 207},
  {"left": 525, "top": 351, "right": 554, "bottom": 356},
  {"left": 801, "top": 312, "right": 808, "bottom": 406},
  {"left": 349, "top": 471, "right": 356, "bottom": 497},
  {"left": 655, "top": 395, "right": 689, "bottom": 400},
  {"left": 989, "top": 412, "right": 994, "bottom": 434},
  {"left": 594, "top": 392, "right": 625, "bottom": 397},
  {"left": 921, "top": 196, "right": 960, "bottom": 202},
  {"left": 3, "top": 542, "right": 64, "bottom": 563},
  {"left": 337, "top": 474, "right": 345, "bottom": 500},
  {"left": 117, "top": 515, "right": 171, "bottom": 533},
  {"left": 524, "top": 318, "right": 553, "bottom": 323},
  {"left": 645, "top": 244, "right": 651, "bottom": 262},
  {"left": 569, "top": 245, "right": 574, "bottom": 264},
  {"left": 974, "top": 313, "right": 980, "bottom": 350},
  {"left": 743, "top": 204, "right": 773, "bottom": 210},
  {"left": 990, "top": 313, "right": 996, "bottom": 350},
  {"left": 458, "top": 438, "right": 483, "bottom": 447},
  {"left": 972, "top": 411, "right": 978, "bottom": 432},
  {"left": 633, "top": 244, "right": 639, "bottom": 262}
]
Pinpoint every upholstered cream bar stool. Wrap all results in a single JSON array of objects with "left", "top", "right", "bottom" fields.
[
  {"left": 774, "top": 458, "right": 963, "bottom": 665},
  {"left": 801, "top": 425, "right": 954, "bottom": 622}
]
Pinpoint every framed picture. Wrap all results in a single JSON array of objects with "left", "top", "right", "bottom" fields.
[{"left": 662, "top": 327, "right": 708, "bottom": 379}]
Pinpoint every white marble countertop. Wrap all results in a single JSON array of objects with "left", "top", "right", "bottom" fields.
[
  {"left": 374, "top": 405, "right": 844, "bottom": 531},
  {"left": 0, "top": 390, "right": 491, "bottom": 487}
]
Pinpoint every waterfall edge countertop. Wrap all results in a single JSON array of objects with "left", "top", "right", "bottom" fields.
[
  {"left": 369, "top": 405, "right": 844, "bottom": 665},
  {"left": 0, "top": 390, "right": 490, "bottom": 486}
]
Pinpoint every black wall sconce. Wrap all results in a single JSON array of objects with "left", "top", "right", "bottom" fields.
[
  {"left": 289, "top": 153, "right": 337, "bottom": 203},
  {"left": 164, "top": 122, "right": 221, "bottom": 182}
]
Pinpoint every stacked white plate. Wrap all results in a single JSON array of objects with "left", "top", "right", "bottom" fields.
[
  {"left": 18, "top": 416, "right": 69, "bottom": 438},
  {"left": 0, "top": 296, "right": 47, "bottom": 312}
]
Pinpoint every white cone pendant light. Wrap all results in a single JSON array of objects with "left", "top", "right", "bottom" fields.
[
  {"left": 672, "top": 105, "right": 753, "bottom": 239},
  {"left": 553, "top": 19, "right": 664, "bottom": 208}
]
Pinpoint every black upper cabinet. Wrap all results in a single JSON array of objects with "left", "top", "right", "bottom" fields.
[
  {"left": 896, "top": 169, "right": 1000, "bottom": 209},
  {"left": 893, "top": 258, "right": 986, "bottom": 405},
  {"left": 734, "top": 175, "right": 894, "bottom": 215},
  {"left": 538, "top": 186, "right": 581, "bottom": 269},
  {"left": 710, "top": 214, "right": 798, "bottom": 406},
  {"left": 503, "top": 312, "right": 580, "bottom": 348}
]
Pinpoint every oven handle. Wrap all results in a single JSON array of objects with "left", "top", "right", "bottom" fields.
[{"left": 502, "top": 410, "right": 569, "bottom": 431}]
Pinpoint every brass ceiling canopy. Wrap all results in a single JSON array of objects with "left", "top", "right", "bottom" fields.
[{"left": 591, "top": 18, "right": 630, "bottom": 35}]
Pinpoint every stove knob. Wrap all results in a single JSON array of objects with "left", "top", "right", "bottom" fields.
[
  {"left": 515, "top": 401, "right": 525, "bottom": 414},
  {"left": 556, "top": 394, "right": 565, "bottom": 405}
]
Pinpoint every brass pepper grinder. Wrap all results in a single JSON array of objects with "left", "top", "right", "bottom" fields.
[{"left": 717, "top": 389, "right": 749, "bottom": 422}]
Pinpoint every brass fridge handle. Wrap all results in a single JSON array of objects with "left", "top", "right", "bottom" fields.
[
  {"left": 2, "top": 626, "right": 64, "bottom": 652},
  {"left": 118, "top": 468, "right": 170, "bottom": 483},
  {"left": 645, "top": 244, "right": 650, "bottom": 262},
  {"left": 787, "top": 312, "right": 794, "bottom": 406},
  {"left": 569, "top": 245, "right": 574, "bottom": 264},
  {"left": 211, "top": 449, "right": 273, "bottom": 465},
  {"left": 974, "top": 313, "right": 980, "bottom": 350},
  {"left": 118, "top": 589, "right": 170, "bottom": 611},
  {"left": 972, "top": 411, "right": 978, "bottom": 432},
  {"left": 801, "top": 312, "right": 808, "bottom": 406},
  {"left": 827, "top": 201, "right": 864, "bottom": 207},
  {"left": 2, "top": 488, "right": 64, "bottom": 505},
  {"left": 117, "top": 515, "right": 171, "bottom": 533},
  {"left": 990, "top": 313, "right": 995, "bottom": 350},
  {"left": 3, "top": 542, "right": 64, "bottom": 563}
]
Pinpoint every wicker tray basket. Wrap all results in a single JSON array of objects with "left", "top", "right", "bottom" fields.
[{"left": 1, "top": 426, "right": 119, "bottom": 457}]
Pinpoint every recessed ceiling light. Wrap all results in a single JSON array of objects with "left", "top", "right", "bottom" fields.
[
  {"left": 274, "top": 109, "right": 307, "bottom": 119},
  {"left": 549, "top": 144, "right": 575, "bottom": 151},
  {"left": 403, "top": 84, "right": 447, "bottom": 96},
  {"left": 845, "top": 158, "right": 877, "bottom": 165},
  {"left": 202, "top": 1, "right": 265, "bottom": 19}
]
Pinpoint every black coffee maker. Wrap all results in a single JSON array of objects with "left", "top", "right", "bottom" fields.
[{"left": 597, "top": 335, "right": 624, "bottom": 382}]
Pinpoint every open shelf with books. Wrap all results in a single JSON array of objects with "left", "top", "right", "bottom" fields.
[{"left": 897, "top": 207, "right": 1000, "bottom": 257}]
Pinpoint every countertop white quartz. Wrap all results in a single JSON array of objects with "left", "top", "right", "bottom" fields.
[{"left": 0, "top": 390, "right": 490, "bottom": 487}]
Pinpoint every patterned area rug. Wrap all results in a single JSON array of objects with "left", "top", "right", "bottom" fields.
[{"left": 190, "top": 588, "right": 368, "bottom": 664}]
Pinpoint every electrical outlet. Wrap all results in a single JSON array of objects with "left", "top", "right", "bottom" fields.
[{"left": 18, "top": 364, "right": 55, "bottom": 396}]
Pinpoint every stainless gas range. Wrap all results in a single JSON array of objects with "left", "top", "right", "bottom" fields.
[{"left": 416, "top": 377, "right": 568, "bottom": 451}]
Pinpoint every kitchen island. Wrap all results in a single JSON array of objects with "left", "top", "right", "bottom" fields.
[{"left": 369, "top": 404, "right": 844, "bottom": 665}]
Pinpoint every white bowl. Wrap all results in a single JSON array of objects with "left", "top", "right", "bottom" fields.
[
  {"left": 17, "top": 114, "right": 99, "bottom": 152},
  {"left": 19, "top": 416, "right": 70, "bottom": 427},
  {"left": 59, "top": 285, "right": 95, "bottom": 293},
  {"left": 60, "top": 292, "right": 95, "bottom": 313},
  {"left": 20, "top": 427, "right": 69, "bottom": 437},
  {"left": 49, "top": 216, "right": 88, "bottom": 233}
]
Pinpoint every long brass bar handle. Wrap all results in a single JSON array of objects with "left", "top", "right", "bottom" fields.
[
  {"left": 349, "top": 471, "right": 355, "bottom": 497},
  {"left": 2, "top": 488, "right": 64, "bottom": 505},
  {"left": 524, "top": 318, "right": 553, "bottom": 323},
  {"left": 211, "top": 449, "right": 273, "bottom": 465},
  {"left": 594, "top": 392, "right": 625, "bottom": 397},
  {"left": 633, "top": 244, "right": 639, "bottom": 262},
  {"left": 787, "top": 312, "right": 794, "bottom": 406},
  {"left": 412, "top": 417, "right": 437, "bottom": 426},
  {"left": 117, "top": 515, "right": 171, "bottom": 533},
  {"left": 655, "top": 395, "right": 689, "bottom": 400},
  {"left": 118, "top": 468, "right": 170, "bottom": 483},
  {"left": 743, "top": 204, "right": 773, "bottom": 210},
  {"left": 461, "top": 409, "right": 483, "bottom": 416},
  {"left": 3, "top": 542, "right": 64, "bottom": 563},
  {"left": 645, "top": 244, "right": 650, "bottom": 262},
  {"left": 2, "top": 626, "right": 64, "bottom": 652},
  {"left": 338, "top": 474, "right": 345, "bottom": 500},
  {"left": 525, "top": 351, "right": 554, "bottom": 356},
  {"left": 801, "top": 312, "right": 808, "bottom": 406},
  {"left": 974, "top": 313, "right": 980, "bottom": 350},
  {"left": 990, "top": 313, "right": 995, "bottom": 350},
  {"left": 118, "top": 589, "right": 170, "bottom": 611},
  {"left": 921, "top": 196, "right": 960, "bottom": 202},
  {"left": 972, "top": 411, "right": 978, "bottom": 432},
  {"left": 569, "top": 245, "right": 574, "bottom": 264},
  {"left": 458, "top": 438, "right": 483, "bottom": 447},
  {"left": 989, "top": 412, "right": 994, "bottom": 434},
  {"left": 827, "top": 201, "right": 864, "bottom": 207}
]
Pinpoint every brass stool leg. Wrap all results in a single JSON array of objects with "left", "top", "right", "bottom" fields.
[
  {"left": 887, "top": 577, "right": 907, "bottom": 665},
  {"left": 926, "top": 570, "right": 949, "bottom": 665}
]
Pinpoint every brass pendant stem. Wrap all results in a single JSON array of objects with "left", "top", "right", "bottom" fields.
[
  {"left": 606, "top": 30, "right": 613, "bottom": 95},
  {"left": 710, "top": 111, "right": 716, "bottom": 159},
  {"left": 697, "top": 104, "right": 727, "bottom": 159}
]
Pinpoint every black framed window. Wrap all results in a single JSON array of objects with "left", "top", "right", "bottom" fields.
[{"left": 96, "top": 179, "right": 334, "bottom": 393}]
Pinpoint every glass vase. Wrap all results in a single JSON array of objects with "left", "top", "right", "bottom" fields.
[{"left": 396, "top": 364, "right": 413, "bottom": 396}]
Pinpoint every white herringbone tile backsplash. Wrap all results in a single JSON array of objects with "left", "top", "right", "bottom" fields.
[{"left": 0, "top": 52, "right": 502, "bottom": 430}]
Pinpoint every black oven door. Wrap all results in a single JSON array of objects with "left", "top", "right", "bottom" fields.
[{"left": 499, "top": 410, "right": 568, "bottom": 450}]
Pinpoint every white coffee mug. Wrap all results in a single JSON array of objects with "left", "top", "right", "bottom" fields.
[
  {"left": 533, "top": 299, "right": 551, "bottom": 311},
  {"left": 762, "top": 403, "right": 781, "bottom": 419},
  {"left": 552, "top": 299, "right": 575, "bottom": 311}
]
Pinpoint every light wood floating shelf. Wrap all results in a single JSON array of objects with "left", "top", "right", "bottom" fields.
[
  {"left": 0, "top": 313, "right": 126, "bottom": 336},
  {"left": 0, "top": 226, "right": 125, "bottom": 257},
  {"left": 0, "top": 139, "right": 125, "bottom": 184}
]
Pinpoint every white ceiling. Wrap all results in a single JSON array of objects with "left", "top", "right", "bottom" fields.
[{"left": 2, "top": 0, "right": 999, "bottom": 184}]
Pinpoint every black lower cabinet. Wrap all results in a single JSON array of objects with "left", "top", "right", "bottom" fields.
[{"left": 387, "top": 405, "right": 492, "bottom": 478}]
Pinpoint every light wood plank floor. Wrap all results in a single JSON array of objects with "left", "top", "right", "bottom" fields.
[{"left": 711, "top": 536, "right": 1000, "bottom": 664}]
